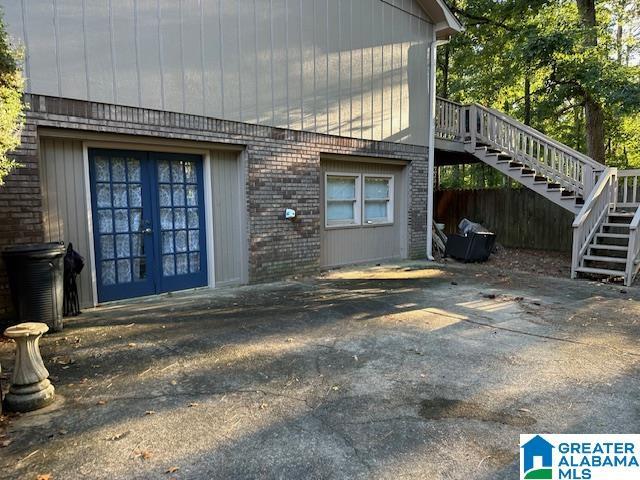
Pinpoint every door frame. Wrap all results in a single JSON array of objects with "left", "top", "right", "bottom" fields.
[{"left": 82, "top": 141, "right": 217, "bottom": 306}]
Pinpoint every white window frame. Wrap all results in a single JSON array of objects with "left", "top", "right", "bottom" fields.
[
  {"left": 324, "top": 172, "right": 362, "bottom": 228},
  {"left": 363, "top": 174, "right": 394, "bottom": 225}
]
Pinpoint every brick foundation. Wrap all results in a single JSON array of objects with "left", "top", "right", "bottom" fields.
[{"left": 0, "top": 95, "right": 428, "bottom": 315}]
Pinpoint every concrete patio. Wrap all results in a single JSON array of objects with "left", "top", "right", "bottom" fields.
[{"left": 1, "top": 261, "right": 639, "bottom": 480}]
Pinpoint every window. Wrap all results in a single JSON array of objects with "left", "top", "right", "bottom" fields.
[
  {"left": 364, "top": 176, "right": 393, "bottom": 224},
  {"left": 326, "top": 174, "right": 361, "bottom": 226},
  {"left": 324, "top": 173, "right": 394, "bottom": 228}
]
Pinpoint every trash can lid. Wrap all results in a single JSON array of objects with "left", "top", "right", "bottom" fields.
[{"left": 2, "top": 242, "right": 65, "bottom": 256}]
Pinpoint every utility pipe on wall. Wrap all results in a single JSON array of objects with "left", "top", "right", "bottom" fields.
[{"left": 426, "top": 34, "right": 450, "bottom": 261}]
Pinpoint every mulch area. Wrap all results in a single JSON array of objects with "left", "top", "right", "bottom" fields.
[{"left": 438, "top": 246, "right": 572, "bottom": 278}]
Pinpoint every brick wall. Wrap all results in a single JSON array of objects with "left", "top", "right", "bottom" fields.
[{"left": 0, "top": 95, "right": 429, "bottom": 314}]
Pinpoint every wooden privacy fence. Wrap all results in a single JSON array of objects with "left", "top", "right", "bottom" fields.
[{"left": 435, "top": 188, "right": 575, "bottom": 252}]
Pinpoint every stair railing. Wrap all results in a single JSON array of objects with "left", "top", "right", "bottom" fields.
[
  {"left": 571, "top": 168, "right": 618, "bottom": 279},
  {"left": 625, "top": 207, "right": 640, "bottom": 286},
  {"left": 435, "top": 97, "right": 464, "bottom": 140},
  {"left": 467, "top": 104, "right": 605, "bottom": 197},
  {"left": 617, "top": 169, "right": 640, "bottom": 208},
  {"left": 618, "top": 170, "right": 640, "bottom": 285},
  {"left": 434, "top": 98, "right": 606, "bottom": 198}
]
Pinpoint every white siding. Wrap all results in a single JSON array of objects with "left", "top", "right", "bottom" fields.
[
  {"left": 40, "top": 138, "right": 94, "bottom": 308},
  {"left": 2, "top": 0, "right": 432, "bottom": 146}
]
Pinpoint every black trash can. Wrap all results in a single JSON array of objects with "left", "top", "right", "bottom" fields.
[
  {"left": 445, "top": 232, "right": 496, "bottom": 262},
  {"left": 2, "top": 242, "right": 65, "bottom": 332}
]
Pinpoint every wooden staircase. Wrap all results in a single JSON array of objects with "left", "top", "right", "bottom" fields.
[
  {"left": 435, "top": 97, "right": 640, "bottom": 286},
  {"left": 470, "top": 143, "right": 585, "bottom": 213},
  {"left": 576, "top": 210, "right": 634, "bottom": 280}
]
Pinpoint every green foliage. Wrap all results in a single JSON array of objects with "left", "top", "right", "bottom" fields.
[
  {"left": 439, "top": 0, "right": 640, "bottom": 172},
  {"left": 0, "top": 11, "right": 24, "bottom": 185}
]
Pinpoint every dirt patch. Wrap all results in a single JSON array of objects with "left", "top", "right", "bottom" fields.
[{"left": 419, "top": 397, "right": 536, "bottom": 427}]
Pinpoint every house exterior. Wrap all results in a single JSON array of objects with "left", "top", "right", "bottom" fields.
[{"left": 0, "top": 0, "right": 462, "bottom": 312}]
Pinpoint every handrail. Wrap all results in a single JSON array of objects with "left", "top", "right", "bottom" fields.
[
  {"left": 625, "top": 205, "right": 640, "bottom": 285},
  {"left": 477, "top": 103, "right": 603, "bottom": 171},
  {"left": 573, "top": 168, "right": 618, "bottom": 227},
  {"left": 571, "top": 168, "right": 617, "bottom": 279},
  {"left": 617, "top": 169, "right": 640, "bottom": 207},
  {"left": 434, "top": 97, "right": 606, "bottom": 198}
]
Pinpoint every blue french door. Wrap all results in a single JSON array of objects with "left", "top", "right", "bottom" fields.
[{"left": 89, "top": 149, "right": 207, "bottom": 302}]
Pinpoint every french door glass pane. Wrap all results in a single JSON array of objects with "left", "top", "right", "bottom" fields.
[
  {"left": 95, "top": 155, "right": 147, "bottom": 287},
  {"left": 157, "top": 159, "right": 202, "bottom": 277}
]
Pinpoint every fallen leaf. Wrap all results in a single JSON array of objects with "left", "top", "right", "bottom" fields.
[
  {"left": 1, "top": 439, "right": 12, "bottom": 448},
  {"left": 331, "top": 385, "right": 339, "bottom": 391},
  {"left": 165, "top": 466, "right": 180, "bottom": 473},
  {"left": 134, "top": 450, "right": 153, "bottom": 460},
  {"left": 96, "top": 400, "right": 107, "bottom": 406},
  {"left": 518, "top": 408, "right": 531, "bottom": 413},
  {"left": 107, "top": 431, "right": 130, "bottom": 441},
  {"left": 145, "top": 410, "right": 156, "bottom": 416},
  {"left": 128, "top": 343, "right": 137, "bottom": 348},
  {"left": 36, "top": 475, "right": 52, "bottom": 480}
]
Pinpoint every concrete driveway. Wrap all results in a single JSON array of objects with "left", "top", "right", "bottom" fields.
[{"left": 1, "top": 262, "right": 639, "bottom": 479}]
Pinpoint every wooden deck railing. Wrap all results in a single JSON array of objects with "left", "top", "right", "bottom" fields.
[
  {"left": 571, "top": 168, "right": 618, "bottom": 279},
  {"left": 617, "top": 169, "right": 640, "bottom": 208},
  {"left": 626, "top": 206, "right": 640, "bottom": 286},
  {"left": 435, "top": 97, "right": 464, "bottom": 140},
  {"left": 434, "top": 97, "right": 606, "bottom": 198}
]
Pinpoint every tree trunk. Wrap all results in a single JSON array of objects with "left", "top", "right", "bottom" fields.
[
  {"left": 524, "top": 76, "right": 531, "bottom": 126},
  {"left": 576, "top": 0, "right": 606, "bottom": 164},
  {"left": 584, "top": 95, "right": 606, "bottom": 164},
  {"left": 442, "top": 43, "right": 450, "bottom": 99}
]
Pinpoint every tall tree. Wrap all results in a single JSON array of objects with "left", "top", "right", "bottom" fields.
[
  {"left": 576, "top": 0, "right": 606, "bottom": 163},
  {"left": 439, "top": 0, "right": 640, "bottom": 170},
  {"left": 0, "top": 12, "right": 24, "bottom": 185}
]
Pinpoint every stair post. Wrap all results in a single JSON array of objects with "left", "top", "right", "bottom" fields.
[
  {"left": 469, "top": 104, "right": 477, "bottom": 151},
  {"left": 583, "top": 164, "right": 596, "bottom": 198}
]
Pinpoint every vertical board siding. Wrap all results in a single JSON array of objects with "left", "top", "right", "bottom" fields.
[
  {"left": 3, "top": 0, "right": 432, "bottom": 146},
  {"left": 40, "top": 138, "right": 94, "bottom": 308},
  {"left": 320, "top": 159, "right": 406, "bottom": 267},
  {"left": 435, "top": 189, "right": 574, "bottom": 252},
  {"left": 211, "top": 151, "right": 244, "bottom": 285}
]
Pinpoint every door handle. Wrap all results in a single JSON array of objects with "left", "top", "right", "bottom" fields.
[{"left": 142, "top": 227, "right": 153, "bottom": 234}]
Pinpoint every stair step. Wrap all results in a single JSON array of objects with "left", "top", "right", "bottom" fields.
[
  {"left": 547, "top": 183, "right": 561, "bottom": 190},
  {"left": 521, "top": 169, "right": 536, "bottom": 175},
  {"left": 602, "top": 222, "right": 630, "bottom": 228},
  {"left": 487, "top": 148, "right": 501, "bottom": 154},
  {"left": 590, "top": 244, "right": 629, "bottom": 251},
  {"left": 596, "top": 233, "right": 630, "bottom": 239},
  {"left": 576, "top": 266, "right": 626, "bottom": 277},
  {"left": 583, "top": 255, "right": 628, "bottom": 263},
  {"left": 498, "top": 154, "right": 512, "bottom": 161},
  {"left": 509, "top": 162, "right": 524, "bottom": 169},
  {"left": 609, "top": 211, "right": 635, "bottom": 217}
]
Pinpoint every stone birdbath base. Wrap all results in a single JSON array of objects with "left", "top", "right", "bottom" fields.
[{"left": 3, "top": 322, "right": 55, "bottom": 412}]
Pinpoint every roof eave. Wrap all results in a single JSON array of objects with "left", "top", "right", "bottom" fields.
[{"left": 417, "top": 0, "right": 464, "bottom": 40}]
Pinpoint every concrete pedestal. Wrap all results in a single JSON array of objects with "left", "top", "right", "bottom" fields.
[{"left": 3, "top": 322, "right": 55, "bottom": 412}]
